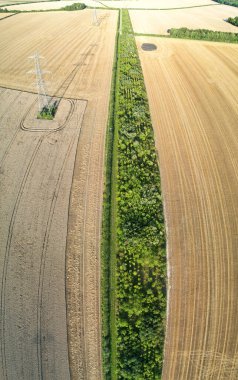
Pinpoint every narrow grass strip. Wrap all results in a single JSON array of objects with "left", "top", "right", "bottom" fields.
[{"left": 101, "top": 10, "right": 120, "bottom": 380}]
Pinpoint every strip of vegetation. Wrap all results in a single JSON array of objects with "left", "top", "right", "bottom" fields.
[
  {"left": 212, "top": 0, "right": 238, "bottom": 7},
  {"left": 103, "top": 9, "right": 166, "bottom": 380},
  {"left": 168, "top": 27, "right": 238, "bottom": 42},
  {"left": 228, "top": 16, "right": 238, "bottom": 26},
  {"left": 101, "top": 11, "right": 120, "bottom": 380}
]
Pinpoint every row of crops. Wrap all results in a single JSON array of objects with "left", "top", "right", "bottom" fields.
[{"left": 103, "top": 9, "right": 167, "bottom": 380}]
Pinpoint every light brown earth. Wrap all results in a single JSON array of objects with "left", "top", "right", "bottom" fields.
[
  {"left": 136, "top": 36, "right": 238, "bottom": 379},
  {"left": 130, "top": 5, "right": 238, "bottom": 35},
  {"left": 0, "top": 12, "right": 14, "bottom": 18},
  {"left": 100, "top": 0, "right": 215, "bottom": 9},
  {"left": 0, "top": 0, "right": 48, "bottom": 5},
  {"left": 0, "top": 9, "right": 117, "bottom": 380},
  {"left": 5, "top": 0, "right": 104, "bottom": 11}
]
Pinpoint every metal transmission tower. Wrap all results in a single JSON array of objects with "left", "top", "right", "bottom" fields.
[
  {"left": 28, "top": 52, "right": 50, "bottom": 113},
  {"left": 92, "top": 1, "right": 98, "bottom": 25}
]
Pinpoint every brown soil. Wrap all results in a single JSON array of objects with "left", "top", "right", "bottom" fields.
[{"left": 136, "top": 37, "right": 238, "bottom": 379}]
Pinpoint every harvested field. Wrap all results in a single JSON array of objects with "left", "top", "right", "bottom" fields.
[
  {"left": 5, "top": 0, "right": 104, "bottom": 11},
  {"left": 0, "top": 0, "right": 48, "bottom": 5},
  {"left": 0, "top": 12, "right": 14, "bottom": 18},
  {"left": 136, "top": 36, "right": 238, "bottom": 379},
  {"left": 130, "top": 5, "right": 238, "bottom": 35},
  {"left": 100, "top": 0, "right": 215, "bottom": 9},
  {"left": 0, "top": 88, "right": 86, "bottom": 380},
  {"left": 0, "top": 9, "right": 117, "bottom": 380}
]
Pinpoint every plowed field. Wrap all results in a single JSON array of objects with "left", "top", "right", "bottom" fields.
[
  {"left": 136, "top": 36, "right": 238, "bottom": 379},
  {"left": 130, "top": 5, "right": 238, "bottom": 35},
  {"left": 0, "top": 9, "right": 117, "bottom": 380}
]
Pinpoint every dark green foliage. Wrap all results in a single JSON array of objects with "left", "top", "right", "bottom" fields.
[
  {"left": 60, "top": 2, "right": 86, "bottom": 11},
  {"left": 114, "top": 10, "right": 166, "bottom": 380},
  {"left": 228, "top": 16, "right": 238, "bottom": 26},
  {"left": 169, "top": 27, "right": 238, "bottom": 42},
  {"left": 37, "top": 101, "right": 58, "bottom": 120},
  {"left": 212, "top": 0, "right": 238, "bottom": 7}
]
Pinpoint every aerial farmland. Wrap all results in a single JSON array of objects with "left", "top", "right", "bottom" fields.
[{"left": 0, "top": 1, "right": 238, "bottom": 380}]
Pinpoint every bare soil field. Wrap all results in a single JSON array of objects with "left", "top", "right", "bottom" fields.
[
  {"left": 130, "top": 5, "right": 238, "bottom": 35},
  {"left": 136, "top": 36, "right": 238, "bottom": 379},
  {"left": 0, "top": 9, "right": 117, "bottom": 380},
  {"left": 5, "top": 0, "right": 104, "bottom": 11},
  {"left": 100, "top": 0, "right": 215, "bottom": 9}
]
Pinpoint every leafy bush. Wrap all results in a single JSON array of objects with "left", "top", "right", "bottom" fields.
[
  {"left": 37, "top": 101, "right": 58, "bottom": 120},
  {"left": 228, "top": 16, "right": 238, "bottom": 26},
  {"left": 60, "top": 2, "right": 86, "bottom": 11}
]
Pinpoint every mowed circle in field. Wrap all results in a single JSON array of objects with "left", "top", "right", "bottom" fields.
[
  {"left": 130, "top": 5, "right": 238, "bottom": 35},
  {"left": 137, "top": 36, "right": 238, "bottom": 379}
]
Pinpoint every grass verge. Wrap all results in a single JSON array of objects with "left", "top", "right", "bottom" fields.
[{"left": 101, "top": 9, "right": 120, "bottom": 380}]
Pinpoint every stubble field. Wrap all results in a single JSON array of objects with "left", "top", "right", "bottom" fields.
[
  {"left": 0, "top": 9, "right": 117, "bottom": 380},
  {"left": 100, "top": 0, "right": 215, "bottom": 9},
  {"left": 130, "top": 5, "right": 238, "bottom": 35},
  {"left": 5, "top": 0, "right": 104, "bottom": 11},
  {"left": 137, "top": 36, "right": 238, "bottom": 379},
  {"left": 0, "top": 13, "right": 14, "bottom": 18}
]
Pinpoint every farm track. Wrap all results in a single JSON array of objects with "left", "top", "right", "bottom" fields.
[
  {"left": 0, "top": 9, "right": 117, "bottom": 380},
  {"left": 136, "top": 37, "right": 238, "bottom": 379}
]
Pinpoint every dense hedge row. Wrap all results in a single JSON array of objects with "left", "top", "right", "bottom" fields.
[
  {"left": 114, "top": 10, "right": 166, "bottom": 380},
  {"left": 60, "top": 2, "right": 86, "bottom": 11},
  {"left": 212, "top": 0, "right": 238, "bottom": 7},
  {"left": 169, "top": 27, "right": 238, "bottom": 42},
  {"left": 228, "top": 16, "right": 238, "bottom": 26}
]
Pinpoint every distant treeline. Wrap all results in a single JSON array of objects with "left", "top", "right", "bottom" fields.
[
  {"left": 228, "top": 16, "right": 238, "bottom": 26},
  {"left": 212, "top": 0, "right": 238, "bottom": 7},
  {"left": 169, "top": 27, "right": 238, "bottom": 43},
  {"left": 61, "top": 2, "right": 86, "bottom": 11}
]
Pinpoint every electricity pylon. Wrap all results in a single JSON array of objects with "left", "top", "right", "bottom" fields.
[
  {"left": 28, "top": 52, "right": 50, "bottom": 113},
  {"left": 92, "top": 1, "right": 98, "bottom": 25}
]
